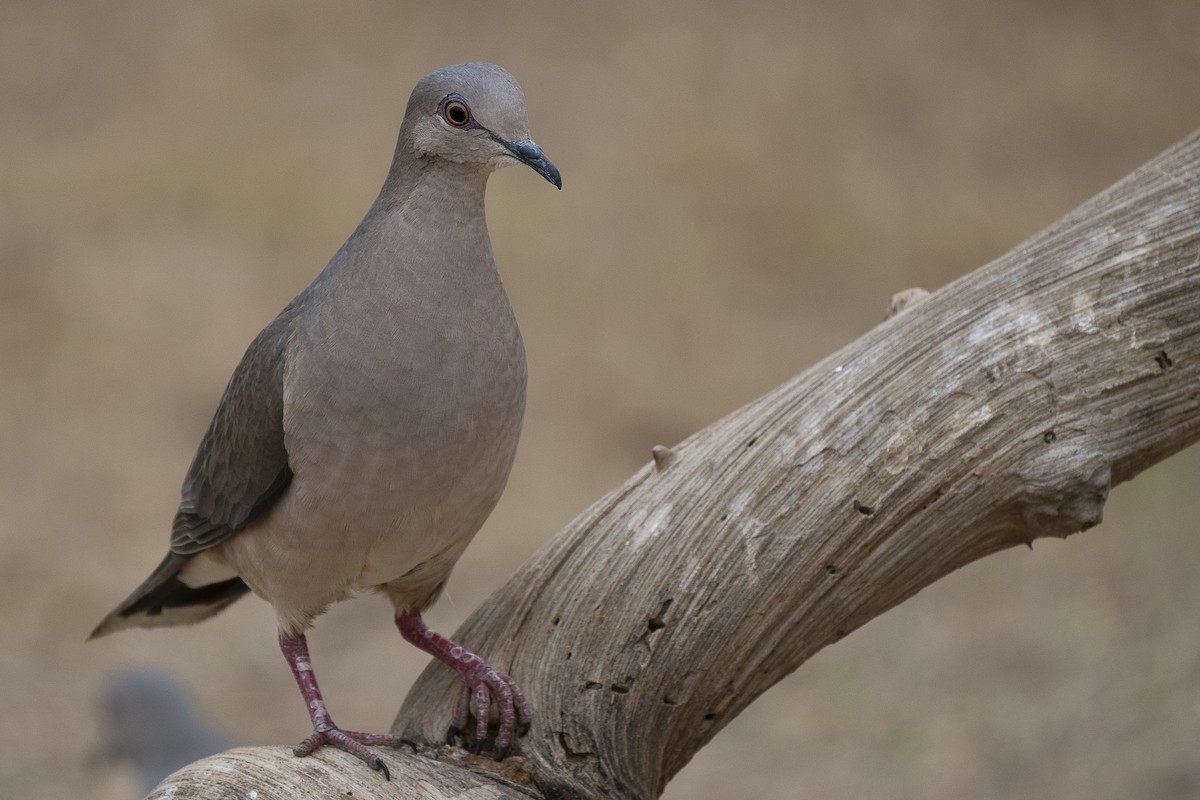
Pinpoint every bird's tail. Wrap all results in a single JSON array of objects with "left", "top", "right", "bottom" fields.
[{"left": 89, "top": 551, "right": 251, "bottom": 640}]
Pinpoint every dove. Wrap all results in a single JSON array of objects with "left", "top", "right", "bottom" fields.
[{"left": 91, "top": 62, "right": 561, "bottom": 777}]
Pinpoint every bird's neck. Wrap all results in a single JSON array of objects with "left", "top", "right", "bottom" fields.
[
  {"left": 372, "top": 145, "right": 491, "bottom": 223},
  {"left": 303, "top": 137, "right": 501, "bottom": 306}
]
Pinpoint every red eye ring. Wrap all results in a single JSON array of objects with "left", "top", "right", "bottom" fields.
[{"left": 444, "top": 100, "right": 470, "bottom": 127}]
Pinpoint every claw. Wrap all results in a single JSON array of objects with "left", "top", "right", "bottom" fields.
[{"left": 375, "top": 757, "right": 391, "bottom": 781}]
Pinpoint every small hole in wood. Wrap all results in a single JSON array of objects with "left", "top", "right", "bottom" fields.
[
  {"left": 552, "top": 616, "right": 560, "bottom": 626},
  {"left": 746, "top": 437, "right": 757, "bottom": 447},
  {"left": 662, "top": 694, "right": 678, "bottom": 705},
  {"left": 647, "top": 598, "right": 673, "bottom": 631},
  {"left": 703, "top": 712, "right": 717, "bottom": 721},
  {"left": 826, "top": 564, "right": 839, "bottom": 575},
  {"left": 854, "top": 501, "right": 875, "bottom": 515},
  {"left": 1043, "top": 430, "right": 1056, "bottom": 443},
  {"left": 1155, "top": 351, "right": 1174, "bottom": 370},
  {"left": 584, "top": 681, "right": 602, "bottom": 690},
  {"left": 920, "top": 488, "right": 945, "bottom": 511}
]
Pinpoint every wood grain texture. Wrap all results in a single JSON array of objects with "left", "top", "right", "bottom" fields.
[
  {"left": 149, "top": 130, "right": 1200, "bottom": 800},
  {"left": 146, "top": 745, "right": 540, "bottom": 799}
]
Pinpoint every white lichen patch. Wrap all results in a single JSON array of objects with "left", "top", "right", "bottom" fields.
[
  {"left": 964, "top": 303, "right": 1055, "bottom": 350},
  {"left": 729, "top": 488, "right": 767, "bottom": 539},
  {"left": 1069, "top": 291, "right": 1101, "bottom": 333},
  {"left": 629, "top": 503, "right": 673, "bottom": 549}
]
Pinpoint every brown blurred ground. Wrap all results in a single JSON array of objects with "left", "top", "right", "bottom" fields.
[{"left": 3, "top": 2, "right": 1199, "bottom": 798}]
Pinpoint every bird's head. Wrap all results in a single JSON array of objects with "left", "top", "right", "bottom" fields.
[{"left": 403, "top": 62, "right": 561, "bottom": 189}]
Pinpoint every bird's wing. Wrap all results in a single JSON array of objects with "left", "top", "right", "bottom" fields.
[{"left": 170, "top": 303, "right": 299, "bottom": 555}]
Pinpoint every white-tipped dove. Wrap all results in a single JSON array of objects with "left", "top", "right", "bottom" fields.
[
  {"left": 95, "top": 667, "right": 236, "bottom": 794},
  {"left": 91, "top": 62, "right": 561, "bottom": 778}
]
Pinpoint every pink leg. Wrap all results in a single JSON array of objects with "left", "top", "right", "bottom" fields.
[
  {"left": 395, "top": 610, "right": 531, "bottom": 758},
  {"left": 279, "top": 633, "right": 411, "bottom": 778}
]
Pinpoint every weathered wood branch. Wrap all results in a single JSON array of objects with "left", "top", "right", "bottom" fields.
[{"left": 151, "top": 130, "right": 1200, "bottom": 800}]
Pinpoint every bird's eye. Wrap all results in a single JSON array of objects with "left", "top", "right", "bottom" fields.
[{"left": 444, "top": 100, "right": 470, "bottom": 127}]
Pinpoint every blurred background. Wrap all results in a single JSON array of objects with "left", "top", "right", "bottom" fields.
[{"left": 3, "top": 1, "right": 1199, "bottom": 798}]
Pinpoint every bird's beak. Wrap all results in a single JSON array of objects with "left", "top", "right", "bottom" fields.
[{"left": 503, "top": 138, "right": 563, "bottom": 189}]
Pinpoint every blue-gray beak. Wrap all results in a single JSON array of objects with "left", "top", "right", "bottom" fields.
[{"left": 503, "top": 138, "right": 562, "bottom": 189}]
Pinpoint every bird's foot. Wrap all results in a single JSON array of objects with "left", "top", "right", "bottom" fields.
[
  {"left": 444, "top": 660, "right": 532, "bottom": 759},
  {"left": 293, "top": 724, "right": 414, "bottom": 780},
  {"left": 395, "top": 610, "right": 532, "bottom": 760},
  {"left": 280, "top": 632, "right": 416, "bottom": 779}
]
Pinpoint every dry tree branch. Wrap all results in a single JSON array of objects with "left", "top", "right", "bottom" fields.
[{"left": 151, "top": 130, "right": 1200, "bottom": 800}]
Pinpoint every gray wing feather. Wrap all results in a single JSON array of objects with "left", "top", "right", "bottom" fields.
[{"left": 170, "top": 302, "right": 299, "bottom": 555}]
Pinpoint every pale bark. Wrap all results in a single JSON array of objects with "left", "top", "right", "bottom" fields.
[{"left": 150, "top": 130, "right": 1200, "bottom": 800}]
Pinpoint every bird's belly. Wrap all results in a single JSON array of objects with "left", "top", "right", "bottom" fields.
[
  {"left": 221, "top": 430, "right": 519, "bottom": 630},
  {"left": 287, "top": 421, "right": 518, "bottom": 587}
]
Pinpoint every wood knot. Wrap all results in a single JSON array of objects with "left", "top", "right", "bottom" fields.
[
  {"left": 651, "top": 444, "right": 677, "bottom": 471},
  {"left": 1019, "top": 445, "right": 1111, "bottom": 539},
  {"left": 887, "top": 287, "right": 931, "bottom": 319}
]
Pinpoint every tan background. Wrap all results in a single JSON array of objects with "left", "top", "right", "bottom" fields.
[{"left": 3, "top": 1, "right": 1199, "bottom": 798}]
